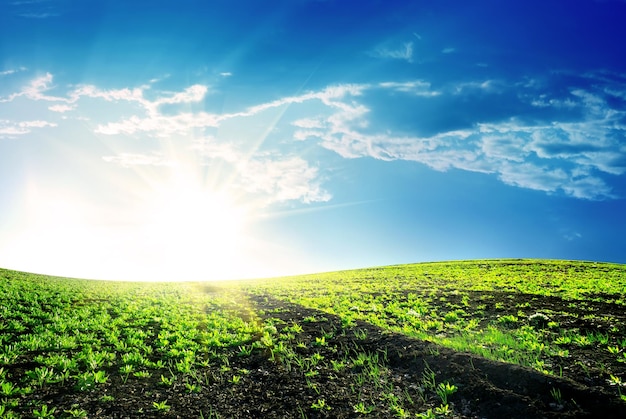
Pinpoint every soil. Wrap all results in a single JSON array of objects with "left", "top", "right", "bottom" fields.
[{"left": 12, "top": 291, "right": 626, "bottom": 418}]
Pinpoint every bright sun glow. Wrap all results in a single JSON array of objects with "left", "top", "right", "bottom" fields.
[
  {"left": 0, "top": 168, "right": 264, "bottom": 281},
  {"left": 135, "top": 170, "right": 250, "bottom": 280}
]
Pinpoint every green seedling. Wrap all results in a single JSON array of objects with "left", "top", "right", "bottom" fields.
[
  {"left": 63, "top": 407, "right": 88, "bottom": 418},
  {"left": 608, "top": 374, "right": 623, "bottom": 387},
  {"left": 607, "top": 346, "right": 621, "bottom": 354},
  {"left": 32, "top": 404, "right": 56, "bottom": 418},
  {"left": 436, "top": 382, "right": 458, "bottom": 405},
  {"left": 185, "top": 382, "right": 201, "bottom": 393},
  {"left": 152, "top": 400, "right": 170, "bottom": 412},
  {"left": 435, "top": 403, "right": 452, "bottom": 416},
  {"left": 237, "top": 345, "right": 253, "bottom": 357},
  {"left": 311, "top": 399, "right": 331, "bottom": 411},
  {"left": 26, "top": 367, "right": 56, "bottom": 387},
  {"left": 416, "top": 408, "right": 437, "bottom": 419},
  {"left": 550, "top": 387, "right": 563, "bottom": 406},
  {"left": 133, "top": 371, "right": 151, "bottom": 379},
  {"left": 160, "top": 374, "right": 175, "bottom": 386},
  {"left": 353, "top": 402, "right": 374, "bottom": 414},
  {"left": 0, "top": 381, "right": 19, "bottom": 397}
]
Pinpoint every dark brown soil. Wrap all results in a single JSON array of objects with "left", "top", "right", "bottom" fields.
[{"left": 16, "top": 292, "right": 626, "bottom": 418}]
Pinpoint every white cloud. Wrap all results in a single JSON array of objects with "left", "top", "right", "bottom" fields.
[
  {"left": 0, "top": 119, "right": 56, "bottom": 138},
  {"left": 3, "top": 72, "right": 623, "bottom": 201},
  {"left": 451, "top": 79, "right": 503, "bottom": 94},
  {"left": 102, "top": 152, "right": 177, "bottom": 168},
  {"left": 0, "top": 73, "right": 54, "bottom": 102},
  {"left": 237, "top": 156, "right": 331, "bottom": 204},
  {"left": 192, "top": 139, "right": 331, "bottom": 205},
  {"left": 0, "top": 67, "right": 27, "bottom": 76},
  {"left": 20, "top": 120, "right": 56, "bottom": 128},
  {"left": 293, "top": 80, "right": 624, "bottom": 200},
  {"left": 94, "top": 112, "right": 222, "bottom": 137},
  {"left": 292, "top": 118, "right": 326, "bottom": 129},
  {"left": 497, "top": 162, "right": 568, "bottom": 193},
  {"left": 72, "top": 84, "right": 147, "bottom": 105},
  {"left": 48, "top": 104, "right": 75, "bottom": 113},
  {"left": 563, "top": 230, "right": 582, "bottom": 241},
  {"left": 0, "top": 74, "right": 335, "bottom": 206},
  {"left": 92, "top": 82, "right": 368, "bottom": 138},
  {"left": 378, "top": 80, "right": 441, "bottom": 96},
  {"left": 370, "top": 42, "right": 414, "bottom": 63},
  {"left": 220, "top": 72, "right": 233, "bottom": 77},
  {"left": 480, "top": 133, "right": 529, "bottom": 162},
  {"left": 190, "top": 139, "right": 241, "bottom": 162},
  {"left": 155, "top": 84, "right": 208, "bottom": 105}
]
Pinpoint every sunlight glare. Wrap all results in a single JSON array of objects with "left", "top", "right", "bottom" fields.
[
  {"left": 136, "top": 170, "right": 250, "bottom": 280},
  {"left": 0, "top": 169, "right": 260, "bottom": 281}
]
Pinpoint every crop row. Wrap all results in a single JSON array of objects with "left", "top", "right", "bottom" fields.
[{"left": 240, "top": 260, "right": 626, "bottom": 397}]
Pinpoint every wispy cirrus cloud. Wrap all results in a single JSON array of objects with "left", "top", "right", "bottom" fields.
[
  {"left": 0, "top": 67, "right": 27, "bottom": 77},
  {"left": 9, "top": 0, "right": 61, "bottom": 18},
  {"left": 102, "top": 152, "right": 176, "bottom": 168},
  {"left": 192, "top": 139, "right": 331, "bottom": 205},
  {"left": 0, "top": 72, "right": 67, "bottom": 103},
  {"left": 293, "top": 75, "right": 626, "bottom": 200},
  {"left": 369, "top": 41, "right": 414, "bottom": 63},
  {"left": 92, "top": 82, "right": 366, "bottom": 137},
  {"left": 0, "top": 73, "right": 339, "bottom": 206},
  {"left": 378, "top": 80, "right": 441, "bottom": 96},
  {"left": 0, "top": 119, "right": 56, "bottom": 138},
  {"left": 2, "top": 71, "right": 624, "bottom": 201},
  {"left": 48, "top": 104, "right": 75, "bottom": 113}
]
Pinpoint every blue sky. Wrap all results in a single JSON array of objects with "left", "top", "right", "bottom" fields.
[{"left": 1, "top": 0, "right": 625, "bottom": 280}]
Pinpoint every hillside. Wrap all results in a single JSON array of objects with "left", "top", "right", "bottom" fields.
[{"left": 1, "top": 259, "right": 625, "bottom": 418}]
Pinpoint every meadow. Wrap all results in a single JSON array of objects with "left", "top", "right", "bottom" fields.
[{"left": 0, "top": 259, "right": 625, "bottom": 418}]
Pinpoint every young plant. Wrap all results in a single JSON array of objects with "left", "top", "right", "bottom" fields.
[
  {"left": 160, "top": 374, "right": 175, "bottom": 386},
  {"left": 436, "top": 381, "right": 458, "bottom": 405},
  {"left": 120, "top": 364, "right": 134, "bottom": 383},
  {"left": 153, "top": 400, "right": 171, "bottom": 412},
  {"left": 434, "top": 403, "right": 452, "bottom": 416},
  {"left": 185, "top": 382, "right": 202, "bottom": 393},
  {"left": 63, "top": 407, "right": 88, "bottom": 418},
  {"left": 237, "top": 345, "right": 253, "bottom": 357},
  {"left": 1, "top": 380, "right": 20, "bottom": 397},
  {"left": 74, "top": 371, "right": 107, "bottom": 391},
  {"left": 416, "top": 408, "right": 437, "bottom": 419},
  {"left": 26, "top": 367, "right": 56, "bottom": 387},
  {"left": 133, "top": 371, "right": 151, "bottom": 379},
  {"left": 32, "top": 404, "right": 56, "bottom": 418},
  {"left": 311, "top": 399, "right": 331, "bottom": 411},
  {"left": 550, "top": 387, "right": 563, "bottom": 406},
  {"left": 353, "top": 402, "right": 374, "bottom": 414}
]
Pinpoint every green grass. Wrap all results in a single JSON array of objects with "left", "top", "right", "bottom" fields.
[
  {"left": 241, "top": 259, "right": 626, "bottom": 371},
  {"left": 0, "top": 259, "right": 625, "bottom": 417}
]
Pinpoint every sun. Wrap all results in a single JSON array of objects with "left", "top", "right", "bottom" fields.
[
  {"left": 0, "top": 166, "right": 256, "bottom": 282},
  {"left": 136, "top": 170, "right": 250, "bottom": 280}
]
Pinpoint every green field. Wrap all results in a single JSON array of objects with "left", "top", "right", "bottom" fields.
[{"left": 1, "top": 259, "right": 625, "bottom": 418}]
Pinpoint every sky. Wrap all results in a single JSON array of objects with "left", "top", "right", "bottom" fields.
[{"left": 1, "top": 0, "right": 625, "bottom": 281}]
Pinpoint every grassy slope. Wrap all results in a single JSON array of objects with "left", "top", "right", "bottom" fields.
[{"left": 1, "top": 259, "right": 625, "bottom": 418}]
